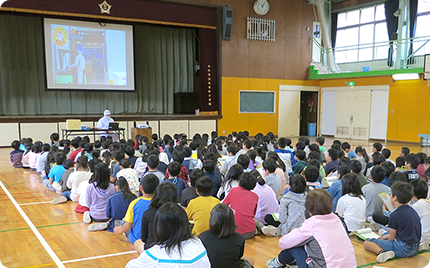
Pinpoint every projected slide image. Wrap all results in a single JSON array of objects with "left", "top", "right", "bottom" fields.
[{"left": 44, "top": 19, "right": 134, "bottom": 91}]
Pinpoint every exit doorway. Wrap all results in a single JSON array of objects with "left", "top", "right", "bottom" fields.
[
  {"left": 300, "top": 91, "right": 318, "bottom": 136},
  {"left": 278, "top": 85, "right": 319, "bottom": 137}
]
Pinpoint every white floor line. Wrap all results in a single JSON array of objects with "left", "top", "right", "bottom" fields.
[
  {"left": 0, "top": 180, "right": 65, "bottom": 268},
  {"left": 19, "top": 201, "right": 52, "bottom": 206},
  {"left": 62, "top": 250, "right": 136, "bottom": 264}
]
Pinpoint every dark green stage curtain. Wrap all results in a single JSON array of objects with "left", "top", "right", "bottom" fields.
[{"left": 0, "top": 14, "right": 195, "bottom": 115}]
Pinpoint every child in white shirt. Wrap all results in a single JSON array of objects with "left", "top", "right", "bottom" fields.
[
  {"left": 336, "top": 173, "right": 366, "bottom": 232},
  {"left": 411, "top": 179, "right": 430, "bottom": 250}
]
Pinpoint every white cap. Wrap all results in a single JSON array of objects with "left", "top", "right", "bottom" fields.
[{"left": 104, "top": 110, "right": 111, "bottom": 116}]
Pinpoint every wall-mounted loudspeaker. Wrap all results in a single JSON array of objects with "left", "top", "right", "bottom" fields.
[{"left": 222, "top": 6, "right": 233, "bottom": 41}]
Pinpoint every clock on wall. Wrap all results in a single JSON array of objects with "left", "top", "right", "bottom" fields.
[{"left": 254, "top": 0, "right": 270, "bottom": 16}]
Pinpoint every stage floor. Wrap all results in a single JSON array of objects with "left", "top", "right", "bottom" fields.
[{"left": 0, "top": 137, "right": 429, "bottom": 268}]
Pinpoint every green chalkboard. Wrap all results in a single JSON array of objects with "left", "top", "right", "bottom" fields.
[{"left": 239, "top": 91, "right": 275, "bottom": 113}]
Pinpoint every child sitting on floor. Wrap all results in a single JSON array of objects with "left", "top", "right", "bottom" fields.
[
  {"left": 43, "top": 152, "right": 67, "bottom": 194},
  {"left": 125, "top": 203, "right": 210, "bottom": 268},
  {"left": 303, "top": 165, "right": 321, "bottom": 192},
  {"left": 141, "top": 154, "right": 165, "bottom": 184},
  {"left": 217, "top": 164, "right": 243, "bottom": 201},
  {"left": 113, "top": 174, "right": 158, "bottom": 243},
  {"left": 58, "top": 159, "right": 74, "bottom": 196},
  {"left": 263, "top": 158, "right": 282, "bottom": 197},
  {"left": 267, "top": 189, "right": 356, "bottom": 268},
  {"left": 181, "top": 169, "right": 204, "bottom": 207},
  {"left": 410, "top": 179, "right": 430, "bottom": 251},
  {"left": 165, "top": 149, "right": 189, "bottom": 183},
  {"left": 362, "top": 166, "right": 391, "bottom": 219},
  {"left": 84, "top": 163, "right": 115, "bottom": 227},
  {"left": 162, "top": 161, "right": 187, "bottom": 201},
  {"left": 222, "top": 172, "right": 258, "bottom": 239},
  {"left": 293, "top": 150, "right": 307, "bottom": 174},
  {"left": 327, "top": 165, "right": 352, "bottom": 212},
  {"left": 52, "top": 155, "right": 92, "bottom": 205},
  {"left": 36, "top": 144, "right": 50, "bottom": 175},
  {"left": 22, "top": 138, "right": 33, "bottom": 169},
  {"left": 134, "top": 182, "right": 178, "bottom": 253},
  {"left": 186, "top": 176, "right": 220, "bottom": 236},
  {"left": 199, "top": 204, "right": 255, "bottom": 268},
  {"left": 28, "top": 141, "right": 42, "bottom": 171},
  {"left": 116, "top": 159, "right": 139, "bottom": 196},
  {"left": 262, "top": 174, "right": 306, "bottom": 237},
  {"left": 335, "top": 173, "right": 366, "bottom": 232},
  {"left": 363, "top": 182, "right": 421, "bottom": 263},
  {"left": 87, "top": 177, "right": 137, "bottom": 232},
  {"left": 250, "top": 170, "right": 279, "bottom": 227},
  {"left": 10, "top": 140, "right": 24, "bottom": 168},
  {"left": 403, "top": 153, "right": 420, "bottom": 182}
]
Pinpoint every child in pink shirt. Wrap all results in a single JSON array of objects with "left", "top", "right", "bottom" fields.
[{"left": 267, "top": 189, "right": 356, "bottom": 268}]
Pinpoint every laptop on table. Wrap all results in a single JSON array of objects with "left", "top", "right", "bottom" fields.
[{"left": 109, "top": 122, "right": 119, "bottom": 129}]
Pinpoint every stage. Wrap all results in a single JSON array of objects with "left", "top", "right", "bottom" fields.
[{"left": 0, "top": 114, "right": 222, "bottom": 146}]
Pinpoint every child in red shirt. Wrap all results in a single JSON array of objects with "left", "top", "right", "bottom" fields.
[{"left": 222, "top": 172, "right": 258, "bottom": 239}]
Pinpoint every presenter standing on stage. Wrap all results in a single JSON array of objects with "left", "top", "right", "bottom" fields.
[
  {"left": 97, "top": 110, "right": 117, "bottom": 141},
  {"left": 68, "top": 44, "right": 86, "bottom": 84}
]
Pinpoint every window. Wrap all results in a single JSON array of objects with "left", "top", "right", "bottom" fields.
[
  {"left": 335, "top": 4, "right": 389, "bottom": 63},
  {"left": 414, "top": 0, "right": 430, "bottom": 56}
]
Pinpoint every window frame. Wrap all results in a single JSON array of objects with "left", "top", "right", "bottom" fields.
[{"left": 335, "top": 4, "right": 388, "bottom": 63}]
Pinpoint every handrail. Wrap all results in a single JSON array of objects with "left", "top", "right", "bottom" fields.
[
  {"left": 405, "top": 39, "right": 430, "bottom": 62},
  {"left": 311, "top": 34, "right": 430, "bottom": 72},
  {"left": 310, "top": 36, "right": 324, "bottom": 50}
]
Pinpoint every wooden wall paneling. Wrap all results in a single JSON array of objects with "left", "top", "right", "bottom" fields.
[
  {"left": 249, "top": 41, "right": 268, "bottom": 79},
  {"left": 267, "top": 40, "right": 286, "bottom": 79},
  {"left": 285, "top": 37, "right": 303, "bottom": 79},
  {"left": 230, "top": 33, "right": 250, "bottom": 77}
]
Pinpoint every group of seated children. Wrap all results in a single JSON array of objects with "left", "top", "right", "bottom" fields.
[{"left": 10, "top": 130, "right": 430, "bottom": 267}]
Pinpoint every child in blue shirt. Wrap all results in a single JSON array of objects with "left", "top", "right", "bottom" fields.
[
  {"left": 327, "top": 165, "right": 351, "bottom": 212},
  {"left": 106, "top": 177, "right": 137, "bottom": 232},
  {"left": 113, "top": 174, "right": 158, "bottom": 243},
  {"left": 363, "top": 182, "right": 421, "bottom": 263},
  {"left": 341, "top": 142, "right": 357, "bottom": 159},
  {"left": 380, "top": 161, "right": 395, "bottom": 187},
  {"left": 87, "top": 176, "right": 137, "bottom": 232},
  {"left": 182, "top": 147, "right": 196, "bottom": 173},
  {"left": 162, "top": 161, "right": 187, "bottom": 201},
  {"left": 274, "top": 138, "right": 295, "bottom": 173},
  {"left": 203, "top": 159, "right": 222, "bottom": 197},
  {"left": 43, "top": 152, "right": 66, "bottom": 193}
]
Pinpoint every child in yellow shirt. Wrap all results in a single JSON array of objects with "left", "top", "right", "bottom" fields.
[{"left": 186, "top": 176, "right": 220, "bottom": 236}]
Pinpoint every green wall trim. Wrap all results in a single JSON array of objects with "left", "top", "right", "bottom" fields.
[{"left": 309, "top": 65, "right": 424, "bottom": 80}]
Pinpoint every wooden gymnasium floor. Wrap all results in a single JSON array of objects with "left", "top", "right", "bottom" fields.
[{"left": 1, "top": 137, "right": 430, "bottom": 268}]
